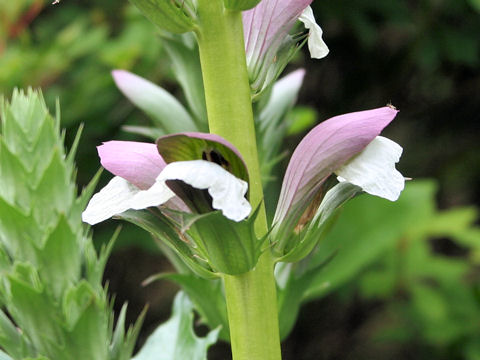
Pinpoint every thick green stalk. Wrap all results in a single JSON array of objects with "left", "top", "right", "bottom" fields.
[{"left": 196, "top": 1, "right": 282, "bottom": 359}]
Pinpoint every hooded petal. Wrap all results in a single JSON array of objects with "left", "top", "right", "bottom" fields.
[
  {"left": 156, "top": 132, "right": 249, "bottom": 184},
  {"left": 336, "top": 136, "right": 405, "bottom": 201},
  {"left": 157, "top": 160, "right": 251, "bottom": 222},
  {"left": 97, "top": 141, "right": 166, "bottom": 190},
  {"left": 298, "top": 6, "right": 329, "bottom": 59},
  {"left": 274, "top": 106, "right": 399, "bottom": 227}
]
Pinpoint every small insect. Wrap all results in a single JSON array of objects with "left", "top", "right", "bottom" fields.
[{"left": 387, "top": 102, "right": 397, "bottom": 110}]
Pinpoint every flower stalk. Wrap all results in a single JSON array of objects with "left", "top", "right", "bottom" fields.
[{"left": 196, "top": 1, "right": 282, "bottom": 359}]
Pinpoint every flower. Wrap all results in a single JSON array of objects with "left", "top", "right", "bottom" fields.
[
  {"left": 272, "top": 106, "right": 405, "bottom": 256},
  {"left": 82, "top": 133, "right": 252, "bottom": 225},
  {"left": 243, "top": 0, "right": 329, "bottom": 92},
  {"left": 82, "top": 133, "right": 265, "bottom": 276}
]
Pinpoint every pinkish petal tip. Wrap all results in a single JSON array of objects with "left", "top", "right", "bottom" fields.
[{"left": 98, "top": 141, "right": 166, "bottom": 190}]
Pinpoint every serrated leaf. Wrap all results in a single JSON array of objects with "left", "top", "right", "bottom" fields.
[
  {"left": 0, "top": 138, "right": 30, "bottom": 210},
  {"left": 132, "top": 292, "right": 219, "bottom": 360},
  {"left": 5, "top": 264, "right": 64, "bottom": 355},
  {"left": 31, "top": 148, "right": 74, "bottom": 228},
  {"left": 0, "top": 310, "right": 33, "bottom": 359},
  {"left": 2, "top": 89, "right": 50, "bottom": 145},
  {"left": 63, "top": 282, "right": 109, "bottom": 360},
  {"left": 37, "top": 215, "right": 81, "bottom": 299},
  {"left": 110, "top": 304, "right": 147, "bottom": 360},
  {"left": 0, "top": 196, "right": 40, "bottom": 262}
]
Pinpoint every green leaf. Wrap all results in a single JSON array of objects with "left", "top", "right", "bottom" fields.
[
  {"left": 256, "top": 70, "right": 305, "bottom": 180},
  {"left": 276, "top": 253, "right": 335, "bottom": 340},
  {"left": 0, "top": 138, "right": 31, "bottom": 211},
  {"left": 31, "top": 148, "right": 75, "bottom": 229},
  {"left": 128, "top": 0, "right": 196, "bottom": 34},
  {"left": 303, "top": 181, "right": 437, "bottom": 300},
  {"left": 36, "top": 215, "right": 81, "bottom": 299},
  {"left": 286, "top": 106, "right": 317, "bottom": 136},
  {"left": 122, "top": 125, "right": 164, "bottom": 140},
  {"left": 0, "top": 196, "right": 40, "bottom": 263},
  {"left": 0, "top": 350, "right": 12, "bottom": 360},
  {"left": 162, "top": 34, "right": 207, "bottom": 127},
  {"left": 224, "top": 0, "right": 262, "bottom": 10},
  {"left": 62, "top": 282, "right": 109, "bottom": 360},
  {"left": 468, "top": 0, "right": 480, "bottom": 12},
  {"left": 132, "top": 292, "right": 219, "bottom": 360},
  {"left": 113, "top": 70, "right": 197, "bottom": 133},
  {"left": 4, "top": 263, "right": 64, "bottom": 356},
  {"left": 0, "top": 310, "right": 32, "bottom": 359},
  {"left": 147, "top": 273, "right": 229, "bottom": 340}
]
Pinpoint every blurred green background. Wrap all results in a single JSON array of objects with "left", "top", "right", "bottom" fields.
[{"left": 1, "top": 0, "right": 479, "bottom": 359}]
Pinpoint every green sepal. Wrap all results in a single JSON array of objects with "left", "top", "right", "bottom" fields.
[
  {"left": 251, "top": 35, "right": 305, "bottom": 97},
  {"left": 224, "top": 0, "right": 262, "bottom": 11},
  {"left": 117, "top": 209, "right": 217, "bottom": 279},
  {"left": 132, "top": 291, "right": 219, "bottom": 360},
  {"left": 129, "top": 0, "right": 196, "bottom": 34},
  {"left": 156, "top": 133, "right": 249, "bottom": 183},
  {"left": 276, "top": 182, "right": 361, "bottom": 263},
  {"left": 174, "top": 206, "right": 264, "bottom": 275}
]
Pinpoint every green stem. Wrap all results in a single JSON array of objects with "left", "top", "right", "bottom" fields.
[{"left": 196, "top": 1, "right": 282, "bottom": 359}]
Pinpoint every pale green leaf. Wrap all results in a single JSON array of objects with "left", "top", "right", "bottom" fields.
[{"left": 132, "top": 292, "right": 219, "bottom": 360}]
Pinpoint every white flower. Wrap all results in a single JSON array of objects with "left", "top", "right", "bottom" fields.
[
  {"left": 335, "top": 136, "right": 405, "bottom": 201},
  {"left": 298, "top": 6, "right": 329, "bottom": 59},
  {"left": 82, "top": 160, "right": 251, "bottom": 225}
]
